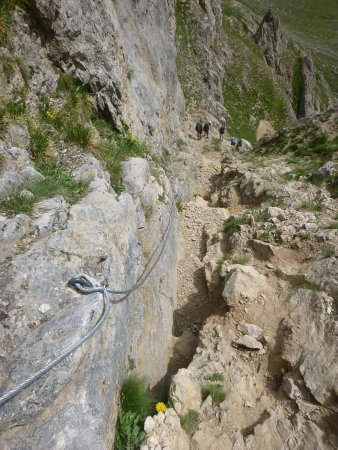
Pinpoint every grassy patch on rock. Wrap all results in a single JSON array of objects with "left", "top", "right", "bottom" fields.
[
  {"left": 201, "top": 383, "right": 226, "bottom": 405},
  {"left": 0, "top": 163, "right": 89, "bottom": 216},
  {"left": 180, "top": 410, "right": 200, "bottom": 436},
  {"left": 223, "top": 215, "right": 248, "bottom": 235}
]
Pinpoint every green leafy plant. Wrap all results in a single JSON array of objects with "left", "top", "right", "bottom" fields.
[
  {"left": 201, "top": 384, "right": 226, "bottom": 405},
  {"left": 114, "top": 410, "right": 146, "bottom": 450},
  {"left": 180, "top": 409, "right": 199, "bottom": 436},
  {"left": 114, "top": 376, "right": 154, "bottom": 450},
  {"left": 127, "top": 67, "right": 134, "bottom": 81},
  {"left": 158, "top": 193, "right": 166, "bottom": 203}
]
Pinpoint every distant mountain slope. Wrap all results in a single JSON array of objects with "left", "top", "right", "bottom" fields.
[{"left": 238, "top": 0, "right": 338, "bottom": 94}]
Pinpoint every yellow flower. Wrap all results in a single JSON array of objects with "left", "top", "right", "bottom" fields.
[
  {"left": 155, "top": 402, "right": 167, "bottom": 413},
  {"left": 46, "top": 110, "right": 55, "bottom": 120}
]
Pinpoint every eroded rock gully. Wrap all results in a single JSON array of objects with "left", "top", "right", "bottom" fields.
[{"left": 142, "top": 134, "right": 338, "bottom": 450}]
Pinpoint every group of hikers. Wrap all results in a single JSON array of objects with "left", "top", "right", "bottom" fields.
[{"left": 195, "top": 120, "right": 237, "bottom": 145}]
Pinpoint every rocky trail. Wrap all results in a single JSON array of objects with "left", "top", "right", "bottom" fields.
[{"left": 142, "top": 126, "right": 338, "bottom": 450}]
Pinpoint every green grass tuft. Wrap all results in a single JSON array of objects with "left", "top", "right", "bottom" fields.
[
  {"left": 180, "top": 410, "right": 199, "bottom": 436},
  {"left": 120, "top": 376, "right": 154, "bottom": 419},
  {"left": 114, "top": 376, "right": 154, "bottom": 450},
  {"left": 296, "top": 202, "right": 322, "bottom": 212},
  {"left": 328, "top": 222, "right": 338, "bottom": 230},
  {"left": 0, "top": 99, "right": 26, "bottom": 119},
  {"left": 204, "top": 373, "right": 225, "bottom": 382},
  {"left": 232, "top": 255, "right": 251, "bottom": 265},
  {"left": 322, "top": 246, "right": 336, "bottom": 258},
  {"left": 62, "top": 119, "right": 92, "bottom": 147},
  {"left": 202, "top": 384, "right": 226, "bottom": 405},
  {"left": 296, "top": 282, "right": 321, "bottom": 292},
  {"left": 28, "top": 122, "right": 49, "bottom": 160},
  {"left": 96, "top": 128, "right": 148, "bottom": 193},
  {"left": 223, "top": 215, "right": 247, "bottom": 235}
]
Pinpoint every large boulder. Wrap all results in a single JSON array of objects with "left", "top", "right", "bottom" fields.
[
  {"left": 236, "top": 138, "right": 253, "bottom": 151},
  {"left": 222, "top": 265, "right": 269, "bottom": 307},
  {"left": 169, "top": 369, "right": 202, "bottom": 416},
  {"left": 281, "top": 290, "right": 338, "bottom": 405}
]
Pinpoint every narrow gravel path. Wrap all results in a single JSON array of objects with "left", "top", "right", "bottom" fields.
[{"left": 175, "top": 140, "right": 230, "bottom": 336}]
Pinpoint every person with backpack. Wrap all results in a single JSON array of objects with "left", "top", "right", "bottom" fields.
[
  {"left": 195, "top": 122, "right": 203, "bottom": 140},
  {"left": 231, "top": 136, "right": 238, "bottom": 146},
  {"left": 219, "top": 125, "right": 225, "bottom": 141},
  {"left": 203, "top": 122, "right": 210, "bottom": 138}
]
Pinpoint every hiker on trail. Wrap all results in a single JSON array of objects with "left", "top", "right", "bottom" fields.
[
  {"left": 231, "top": 136, "right": 238, "bottom": 146},
  {"left": 203, "top": 122, "right": 210, "bottom": 138},
  {"left": 195, "top": 122, "right": 203, "bottom": 140},
  {"left": 219, "top": 125, "right": 225, "bottom": 141}
]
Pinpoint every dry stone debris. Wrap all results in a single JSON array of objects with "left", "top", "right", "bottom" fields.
[{"left": 234, "top": 335, "right": 263, "bottom": 350}]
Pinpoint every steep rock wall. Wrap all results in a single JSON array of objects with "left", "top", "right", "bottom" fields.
[
  {"left": 8, "top": 0, "right": 185, "bottom": 147},
  {"left": 0, "top": 152, "right": 179, "bottom": 449},
  {"left": 175, "top": 0, "right": 230, "bottom": 123}
]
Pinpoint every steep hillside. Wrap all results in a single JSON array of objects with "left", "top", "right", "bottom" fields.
[
  {"left": 221, "top": 1, "right": 334, "bottom": 142},
  {"left": 239, "top": 0, "right": 338, "bottom": 94},
  {"left": 175, "top": 0, "right": 335, "bottom": 143}
]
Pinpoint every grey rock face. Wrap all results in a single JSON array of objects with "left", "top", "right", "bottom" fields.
[
  {"left": 254, "top": 7, "right": 287, "bottom": 71},
  {"left": 16, "top": 0, "right": 184, "bottom": 147},
  {"left": 0, "top": 157, "right": 179, "bottom": 449},
  {"left": 237, "top": 322, "right": 264, "bottom": 340},
  {"left": 169, "top": 368, "right": 202, "bottom": 416},
  {"left": 254, "top": 8, "right": 333, "bottom": 119},
  {"left": 236, "top": 139, "right": 253, "bottom": 151},
  {"left": 281, "top": 290, "right": 338, "bottom": 405},
  {"left": 175, "top": 0, "right": 230, "bottom": 122},
  {"left": 314, "top": 161, "right": 337, "bottom": 180}
]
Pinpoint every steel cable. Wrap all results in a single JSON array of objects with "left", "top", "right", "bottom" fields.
[{"left": 0, "top": 202, "right": 176, "bottom": 407}]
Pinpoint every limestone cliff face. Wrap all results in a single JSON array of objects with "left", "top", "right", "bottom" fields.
[
  {"left": 10, "top": 0, "right": 185, "bottom": 147},
  {"left": 0, "top": 1, "right": 183, "bottom": 447},
  {"left": 0, "top": 152, "right": 179, "bottom": 449},
  {"left": 175, "top": 0, "right": 230, "bottom": 123}
]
